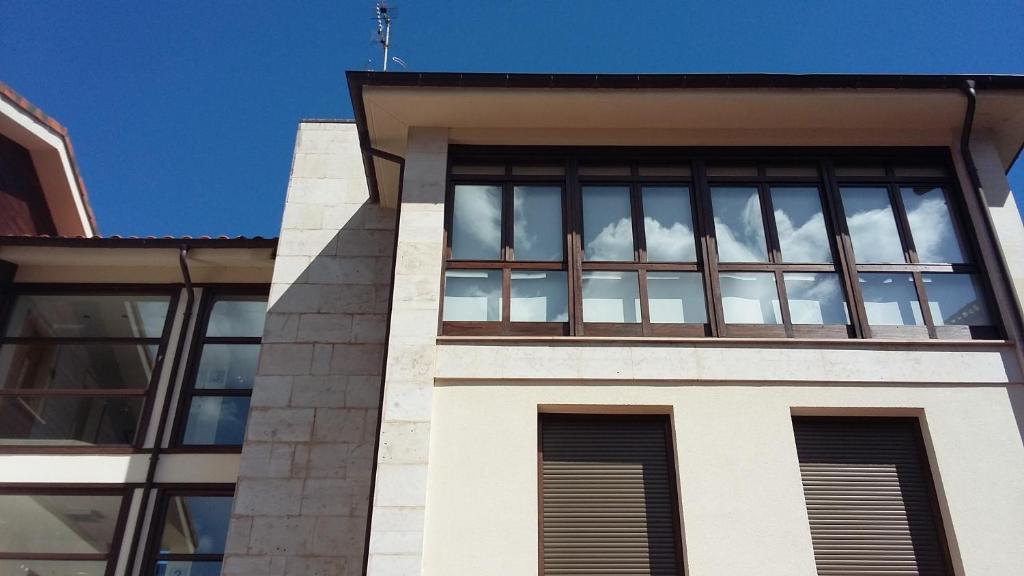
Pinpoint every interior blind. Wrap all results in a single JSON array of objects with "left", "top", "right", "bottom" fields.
[
  {"left": 540, "top": 415, "right": 683, "bottom": 576},
  {"left": 793, "top": 417, "right": 951, "bottom": 576}
]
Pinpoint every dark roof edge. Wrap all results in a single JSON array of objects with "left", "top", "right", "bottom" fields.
[
  {"left": 0, "top": 82, "right": 100, "bottom": 234},
  {"left": 0, "top": 236, "right": 278, "bottom": 249},
  {"left": 346, "top": 71, "right": 1024, "bottom": 91}
]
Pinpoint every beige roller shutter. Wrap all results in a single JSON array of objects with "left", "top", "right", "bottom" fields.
[
  {"left": 793, "top": 417, "right": 951, "bottom": 576},
  {"left": 540, "top": 415, "right": 683, "bottom": 576}
]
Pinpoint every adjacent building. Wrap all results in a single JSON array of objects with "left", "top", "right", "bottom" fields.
[{"left": 3, "top": 73, "right": 1024, "bottom": 576}]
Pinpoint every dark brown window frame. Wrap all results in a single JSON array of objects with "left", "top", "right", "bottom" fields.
[
  {"left": 170, "top": 285, "right": 268, "bottom": 452},
  {"left": 0, "top": 284, "right": 180, "bottom": 453},
  {"left": 141, "top": 484, "right": 236, "bottom": 575},
  {"left": 440, "top": 146, "right": 1002, "bottom": 341},
  {"left": 0, "top": 485, "right": 132, "bottom": 575}
]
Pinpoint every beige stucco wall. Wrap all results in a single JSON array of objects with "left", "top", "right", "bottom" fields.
[
  {"left": 421, "top": 381, "right": 1024, "bottom": 576},
  {"left": 369, "top": 125, "right": 1024, "bottom": 576}
]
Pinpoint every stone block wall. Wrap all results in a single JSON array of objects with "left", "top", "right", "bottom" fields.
[{"left": 224, "top": 121, "right": 396, "bottom": 575}]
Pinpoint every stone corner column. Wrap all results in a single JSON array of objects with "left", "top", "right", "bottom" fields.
[{"left": 366, "top": 126, "right": 449, "bottom": 576}]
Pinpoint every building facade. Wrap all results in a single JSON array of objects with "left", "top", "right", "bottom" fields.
[{"left": 3, "top": 73, "right": 1024, "bottom": 576}]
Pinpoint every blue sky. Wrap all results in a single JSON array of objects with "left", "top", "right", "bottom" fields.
[{"left": 1, "top": 1, "right": 1022, "bottom": 237}]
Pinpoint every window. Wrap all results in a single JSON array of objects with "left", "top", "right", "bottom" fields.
[
  {"left": 0, "top": 489, "right": 128, "bottom": 575},
  {"left": 146, "top": 489, "right": 233, "bottom": 575},
  {"left": 0, "top": 290, "right": 174, "bottom": 446},
  {"left": 539, "top": 415, "right": 684, "bottom": 576},
  {"left": 793, "top": 417, "right": 952, "bottom": 575},
  {"left": 444, "top": 166, "right": 570, "bottom": 335},
  {"left": 836, "top": 165, "right": 993, "bottom": 339},
  {"left": 441, "top": 150, "right": 998, "bottom": 340},
  {"left": 176, "top": 291, "right": 266, "bottom": 447}
]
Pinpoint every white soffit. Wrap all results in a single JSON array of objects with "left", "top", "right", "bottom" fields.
[{"left": 363, "top": 85, "right": 1024, "bottom": 157}]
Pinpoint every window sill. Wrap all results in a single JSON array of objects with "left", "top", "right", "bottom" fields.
[{"left": 436, "top": 334, "right": 1015, "bottom": 350}]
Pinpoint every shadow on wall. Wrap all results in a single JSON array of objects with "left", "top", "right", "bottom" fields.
[
  {"left": 1009, "top": 383, "right": 1024, "bottom": 450},
  {"left": 225, "top": 195, "right": 397, "bottom": 574}
]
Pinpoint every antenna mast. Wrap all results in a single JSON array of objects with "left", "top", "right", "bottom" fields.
[{"left": 375, "top": 2, "right": 392, "bottom": 72}]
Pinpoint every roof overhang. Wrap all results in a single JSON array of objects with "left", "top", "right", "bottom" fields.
[
  {"left": 0, "top": 83, "right": 97, "bottom": 236},
  {"left": 347, "top": 72, "right": 1024, "bottom": 207},
  {"left": 0, "top": 236, "right": 277, "bottom": 284}
]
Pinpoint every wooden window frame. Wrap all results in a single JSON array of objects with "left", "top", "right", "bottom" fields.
[
  {"left": 0, "top": 485, "right": 132, "bottom": 575},
  {"left": 440, "top": 147, "right": 1003, "bottom": 341},
  {"left": 0, "top": 284, "right": 180, "bottom": 453},
  {"left": 829, "top": 165, "right": 998, "bottom": 340},
  {"left": 171, "top": 286, "right": 268, "bottom": 452},
  {"left": 444, "top": 165, "right": 573, "bottom": 336},
  {"left": 141, "top": 484, "right": 236, "bottom": 574}
]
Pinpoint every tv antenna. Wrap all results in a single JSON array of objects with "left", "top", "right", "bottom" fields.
[{"left": 375, "top": 2, "right": 393, "bottom": 71}]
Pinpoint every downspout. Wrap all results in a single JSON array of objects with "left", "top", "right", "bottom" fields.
[
  {"left": 124, "top": 246, "right": 196, "bottom": 574},
  {"left": 958, "top": 80, "right": 1024, "bottom": 345}
]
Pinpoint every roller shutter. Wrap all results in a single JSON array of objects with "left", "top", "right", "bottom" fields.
[
  {"left": 540, "top": 415, "right": 683, "bottom": 576},
  {"left": 793, "top": 417, "right": 951, "bottom": 576}
]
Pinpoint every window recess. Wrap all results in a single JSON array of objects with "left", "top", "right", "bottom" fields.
[
  {"left": 793, "top": 417, "right": 953, "bottom": 575},
  {"left": 441, "top": 150, "right": 1000, "bottom": 341},
  {"left": 0, "top": 288, "right": 175, "bottom": 448},
  {"left": 539, "top": 415, "right": 685, "bottom": 576}
]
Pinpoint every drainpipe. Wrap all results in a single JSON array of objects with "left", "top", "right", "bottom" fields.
[
  {"left": 958, "top": 80, "right": 1024, "bottom": 345},
  {"left": 124, "top": 246, "right": 196, "bottom": 574}
]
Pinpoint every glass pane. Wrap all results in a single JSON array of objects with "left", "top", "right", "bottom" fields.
[
  {"left": 923, "top": 274, "right": 991, "bottom": 326},
  {"left": 859, "top": 273, "right": 923, "bottom": 326},
  {"left": 720, "top": 272, "right": 781, "bottom": 324},
  {"left": 451, "top": 185, "right": 502, "bottom": 260},
  {"left": 771, "top": 187, "right": 832, "bottom": 263},
  {"left": 0, "top": 560, "right": 107, "bottom": 576},
  {"left": 4, "top": 294, "right": 170, "bottom": 338},
  {"left": 582, "top": 187, "right": 634, "bottom": 261},
  {"left": 0, "top": 494, "right": 122, "bottom": 553},
  {"left": 206, "top": 298, "right": 266, "bottom": 337},
  {"left": 183, "top": 396, "right": 251, "bottom": 445},
  {"left": 510, "top": 271, "right": 568, "bottom": 322},
  {"left": 0, "top": 396, "right": 144, "bottom": 445},
  {"left": 647, "top": 272, "right": 707, "bottom": 324},
  {"left": 642, "top": 187, "right": 696, "bottom": 262},
  {"left": 894, "top": 165, "right": 947, "bottom": 177},
  {"left": 442, "top": 270, "right": 501, "bottom": 321},
  {"left": 450, "top": 165, "right": 503, "bottom": 175},
  {"left": 765, "top": 164, "right": 818, "bottom": 177},
  {"left": 581, "top": 271, "right": 640, "bottom": 323},
  {"left": 511, "top": 165, "right": 564, "bottom": 176},
  {"left": 159, "top": 495, "right": 232, "bottom": 554},
  {"left": 840, "top": 187, "right": 906, "bottom": 263},
  {"left": 579, "top": 165, "right": 630, "bottom": 176},
  {"left": 706, "top": 164, "right": 757, "bottom": 177},
  {"left": 834, "top": 164, "right": 886, "bottom": 177},
  {"left": 0, "top": 343, "right": 157, "bottom": 391},
  {"left": 195, "top": 344, "right": 260, "bottom": 390},
  {"left": 156, "top": 561, "right": 223, "bottom": 576},
  {"left": 711, "top": 187, "right": 768, "bottom": 262},
  {"left": 783, "top": 273, "right": 850, "bottom": 325},
  {"left": 638, "top": 165, "right": 690, "bottom": 177},
  {"left": 513, "top": 186, "right": 563, "bottom": 261},
  {"left": 900, "top": 187, "right": 967, "bottom": 264}
]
